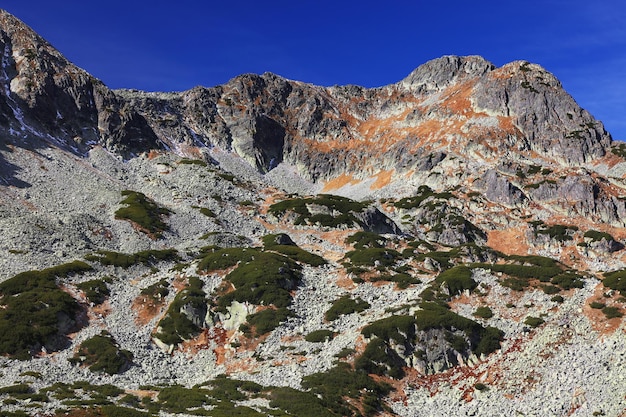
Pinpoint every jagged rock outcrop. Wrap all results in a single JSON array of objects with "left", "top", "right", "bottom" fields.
[{"left": 0, "top": 10, "right": 161, "bottom": 157}]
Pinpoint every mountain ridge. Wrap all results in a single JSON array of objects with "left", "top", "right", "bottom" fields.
[{"left": 0, "top": 9, "right": 625, "bottom": 417}]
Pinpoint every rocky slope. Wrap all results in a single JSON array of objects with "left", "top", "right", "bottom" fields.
[{"left": 0, "top": 9, "right": 625, "bottom": 417}]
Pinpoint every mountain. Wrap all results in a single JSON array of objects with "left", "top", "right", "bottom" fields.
[{"left": 0, "top": 9, "right": 625, "bottom": 417}]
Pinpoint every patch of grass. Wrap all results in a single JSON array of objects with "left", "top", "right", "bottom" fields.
[
  {"left": 140, "top": 279, "right": 170, "bottom": 301},
  {"left": 269, "top": 194, "right": 369, "bottom": 228},
  {"left": 325, "top": 295, "right": 370, "bottom": 321},
  {"left": 154, "top": 276, "right": 207, "bottom": 346},
  {"left": 0, "top": 261, "right": 92, "bottom": 359},
  {"left": 603, "top": 270, "right": 626, "bottom": 292},
  {"left": 244, "top": 307, "right": 295, "bottom": 336},
  {"left": 524, "top": 316, "right": 544, "bottom": 328},
  {"left": 77, "top": 279, "right": 111, "bottom": 305},
  {"left": 300, "top": 362, "right": 393, "bottom": 416},
  {"left": 602, "top": 306, "right": 623, "bottom": 319},
  {"left": 114, "top": 190, "right": 171, "bottom": 237},
  {"left": 85, "top": 249, "right": 179, "bottom": 268},
  {"left": 532, "top": 222, "right": 578, "bottom": 242},
  {"left": 345, "top": 231, "right": 387, "bottom": 249},
  {"left": 371, "top": 272, "right": 420, "bottom": 289},
  {"left": 551, "top": 295, "right": 564, "bottom": 303},
  {"left": 70, "top": 331, "right": 133, "bottom": 375},
  {"left": 263, "top": 233, "right": 326, "bottom": 266},
  {"left": 305, "top": 329, "right": 336, "bottom": 343},
  {"left": 551, "top": 272, "right": 584, "bottom": 290},
  {"left": 178, "top": 158, "right": 207, "bottom": 167},
  {"left": 216, "top": 251, "right": 301, "bottom": 310},
  {"left": 473, "top": 306, "right": 493, "bottom": 319},
  {"left": 344, "top": 247, "right": 402, "bottom": 267},
  {"left": 391, "top": 185, "right": 453, "bottom": 209},
  {"left": 435, "top": 265, "right": 477, "bottom": 296},
  {"left": 584, "top": 230, "right": 615, "bottom": 242}
]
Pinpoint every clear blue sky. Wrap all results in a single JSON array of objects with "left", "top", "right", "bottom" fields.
[{"left": 2, "top": 1, "right": 625, "bottom": 140}]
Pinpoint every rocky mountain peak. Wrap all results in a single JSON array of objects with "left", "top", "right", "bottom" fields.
[
  {"left": 1, "top": 9, "right": 626, "bottom": 417},
  {"left": 400, "top": 54, "right": 495, "bottom": 93}
]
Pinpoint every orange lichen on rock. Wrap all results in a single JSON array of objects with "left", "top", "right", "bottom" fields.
[
  {"left": 370, "top": 169, "right": 394, "bottom": 190},
  {"left": 486, "top": 228, "right": 530, "bottom": 256},
  {"left": 322, "top": 173, "right": 361, "bottom": 192}
]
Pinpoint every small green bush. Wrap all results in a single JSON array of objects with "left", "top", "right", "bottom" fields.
[
  {"left": 524, "top": 316, "right": 544, "bottom": 328},
  {"left": 551, "top": 295, "right": 564, "bottom": 303},
  {"left": 262, "top": 235, "right": 326, "bottom": 266},
  {"left": 344, "top": 247, "right": 401, "bottom": 267},
  {"left": 345, "top": 232, "right": 387, "bottom": 249},
  {"left": 551, "top": 272, "right": 584, "bottom": 290},
  {"left": 473, "top": 306, "right": 493, "bottom": 319},
  {"left": 154, "top": 276, "right": 207, "bottom": 345},
  {"left": 77, "top": 279, "right": 111, "bottom": 305},
  {"left": 602, "top": 306, "right": 623, "bottom": 319},
  {"left": 0, "top": 261, "right": 91, "bottom": 359},
  {"left": 85, "top": 249, "right": 179, "bottom": 268},
  {"left": 435, "top": 265, "right": 477, "bottom": 296},
  {"left": 603, "top": 270, "right": 626, "bottom": 292},
  {"left": 325, "top": 295, "right": 370, "bottom": 321},
  {"left": 305, "top": 329, "right": 335, "bottom": 343},
  {"left": 115, "top": 190, "right": 171, "bottom": 237},
  {"left": 70, "top": 331, "right": 133, "bottom": 375},
  {"left": 590, "top": 301, "right": 606, "bottom": 309},
  {"left": 584, "top": 230, "right": 615, "bottom": 242},
  {"left": 245, "top": 307, "right": 295, "bottom": 336}
]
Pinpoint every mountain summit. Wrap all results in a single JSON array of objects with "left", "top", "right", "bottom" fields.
[{"left": 0, "top": 9, "right": 625, "bottom": 417}]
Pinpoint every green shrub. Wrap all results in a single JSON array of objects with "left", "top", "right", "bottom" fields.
[
  {"left": 0, "top": 384, "right": 32, "bottom": 395},
  {"left": 298, "top": 363, "right": 393, "bottom": 416},
  {"left": 551, "top": 272, "right": 584, "bottom": 290},
  {"left": 245, "top": 307, "right": 295, "bottom": 336},
  {"left": 178, "top": 158, "right": 207, "bottom": 167},
  {"left": 198, "top": 207, "right": 216, "bottom": 218},
  {"left": 325, "top": 295, "right": 370, "bottom": 321},
  {"left": 344, "top": 247, "right": 401, "bottom": 267},
  {"left": 114, "top": 190, "right": 171, "bottom": 237},
  {"left": 70, "top": 331, "right": 133, "bottom": 375},
  {"left": 602, "top": 306, "right": 623, "bottom": 319},
  {"left": 217, "top": 251, "right": 301, "bottom": 310},
  {"left": 541, "top": 285, "right": 560, "bottom": 295},
  {"left": 590, "top": 301, "right": 606, "bottom": 309},
  {"left": 435, "top": 265, "right": 477, "bottom": 296},
  {"left": 154, "top": 276, "right": 207, "bottom": 345},
  {"left": 77, "top": 279, "right": 111, "bottom": 305},
  {"left": 534, "top": 223, "right": 578, "bottom": 242},
  {"left": 156, "top": 385, "right": 212, "bottom": 413},
  {"left": 269, "top": 194, "right": 369, "bottom": 228},
  {"left": 262, "top": 235, "right": 326, "bottom": 266},
  {"left": 305, "top": 329, "right": 336, "bottom": 343},
  {"left": 551, "top": 295, "right": 564, "bottom": 303},
  {"left": 140, "top": 279, "right": 170, "bottom": 300},
  {"left": 0, "top": 261, "right": 91, "bottom": 359},
  {"left": 362, "top": 315, "right": 416, "bottom": 344},
  {"left": 584, "top": 230, "right": 615, "bottom": 242},
  {"left": 473, "top": 306, "right": 493, "bottom": 319},
  {"left": 474, "top": 383, "right": 488, "bottom": 391},
  {"left": 345, "top": 232, "right": 387, "bottom": 249},
  {"left": 85, "top": 249, "right": 179, "bottom": 268},
  {"left": 524, "top": 316, "right": 544, "bottom": 328},
  {"left": 390, "top": 185, "right": 453, "bottom": 209},
  {"left": 603, "top": 270, "right": 626, "bottom": 292}
]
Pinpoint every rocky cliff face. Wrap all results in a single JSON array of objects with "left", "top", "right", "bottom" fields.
[{"left": 1, "top": 9, "right": 625, "bottom": 417}]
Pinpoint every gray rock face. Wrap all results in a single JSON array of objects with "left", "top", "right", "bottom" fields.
[
  {"left": 476, "top": 169, "right": 527, "bottom": 207},
  {"left": 0, "top": 10, "right": 160, "bottom": 157},
  {"left": 472, "top": 61, "right": 612, "bottom": 165}
]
